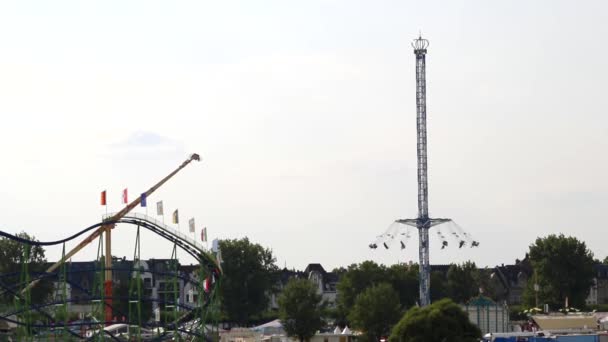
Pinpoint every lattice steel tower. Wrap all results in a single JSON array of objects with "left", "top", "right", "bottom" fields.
[{"left": 395, "top": 35, "right": 451, "bottom": 307}]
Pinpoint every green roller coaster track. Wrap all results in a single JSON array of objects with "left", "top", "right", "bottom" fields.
[{"left": 0, "top": 214, "right": 222, "bottom": 341}]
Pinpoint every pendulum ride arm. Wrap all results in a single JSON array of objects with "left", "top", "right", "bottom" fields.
[{"left": 21, "top": 153, "right": 201, "bottom": 322}]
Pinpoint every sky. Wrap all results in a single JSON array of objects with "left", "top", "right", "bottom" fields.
[{"left": 0, "top": 0, "right": 606, "bottom": 271}]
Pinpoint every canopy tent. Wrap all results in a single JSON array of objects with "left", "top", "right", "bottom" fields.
[
  {"left": 532, "top": 315, "right": 598, "bottom": 330},
  {"left": 251, "top": 319, "right": 285, "bottom": 336}
]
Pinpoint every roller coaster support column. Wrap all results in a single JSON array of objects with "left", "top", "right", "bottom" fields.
[{"left": 104, "top": 226, "right": 113, "bottom": 324}]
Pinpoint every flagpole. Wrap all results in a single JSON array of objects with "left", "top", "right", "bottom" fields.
[{"left": 205, "top": 228, "right": 209, "bottom": 250}]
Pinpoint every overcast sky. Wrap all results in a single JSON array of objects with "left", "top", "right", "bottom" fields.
[{"left": 0, "top": 1, "right": 606, "bottom": 270}]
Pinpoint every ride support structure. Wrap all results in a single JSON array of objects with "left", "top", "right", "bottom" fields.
[
  {"left": 2, "top": 153, "right": 221, "bottom": 340},
  {"left": 396, "top": 36, "right": 452, "bottom": 307},
  {"left": 22, "top": 153, "right": 201, "bottom": 324}
]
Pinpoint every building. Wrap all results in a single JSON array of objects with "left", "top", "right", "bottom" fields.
[
  {"left": 462, "top": 295, "right": 510, "bottom": 335},
  {"left": 489, "top": 260, "right": 608, "bottom": 307},
  {"left": 304, "top": 264, "right": 339, "bottom": 307},
  {"left": 489, "top": 259, "right": 533, "bottom": 305},
  {"left": 270, "top": 264, "right": 341, "bottom": 310},
  {"left": 47, "top": 257, "right": 192, "bottom": 319},
  {"left": 586, "top": 264, "right": 608, "bottom": 305}
]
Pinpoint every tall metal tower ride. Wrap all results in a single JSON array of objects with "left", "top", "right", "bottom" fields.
[
  {"left": 395, "top": 35, "right": 451, "bottom": 307},
  {"left": 369, "top": 34, "right": 478, "bottom": 306}
]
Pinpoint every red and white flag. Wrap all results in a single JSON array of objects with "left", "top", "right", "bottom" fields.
[
  {"left": 203, "top": 277, "right": 211, "bottom": 293},
  {"left": 101, "top": 190, "right": 107, "bottom": 206},
  {"left": 122, "top": 188, "right": 128, "bottom": 204}
]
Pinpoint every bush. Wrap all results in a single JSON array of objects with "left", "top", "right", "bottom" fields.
[{"left": 389, "top": 299, "right": 481, "bottom": 342}]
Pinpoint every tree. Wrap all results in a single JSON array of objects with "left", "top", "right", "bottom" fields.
[
  {"left": 430, "top": 271, "right": 449, "bottom": 302},
  {"left": 524, "top": 234, "right": 595, "bottom": 309},
  {"left": 389, "top": 298, "right": 481, "bottom": 342},
  {"left": 218, "top": 238, "right": 278, "bottom": 325},
  {"left": 385, "top": 264, "right": 419, "bottom": 308},
  {"left": 348, "top": 283, "right": 401, "bottom": 342},
  {"left": 113, "top": 277, "right": 152, "bottom": 323},
  {"left": 336, "top": 261, "right": 386, "bottom": 316},
  {"left": 336, "top": 261, "right": 418, "bottom": 320},
  {"left": 446, "top": 262, "right": 479, "bottom": 303},
  {"left": 603, "top": 256, "right": 608, "bottom": 264},
  {"left": 278, "top": 279, "right": 324, "bottom": 342},
  {"left": 0, "top": 232, "right": 53, "bottom": 305}
]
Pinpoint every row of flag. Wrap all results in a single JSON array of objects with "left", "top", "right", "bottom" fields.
[
  {"left": 100, "top": 189, "right": 208, "bottom": 242},
  {"left": 100, "top": 189, "right": 129, "bottom": 205}
]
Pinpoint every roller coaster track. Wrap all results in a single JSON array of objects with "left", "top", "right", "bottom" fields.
[
  {"left": 109, "top": 212, "right": 221, "bottom": 272},
  {"left": 0, "top": 214, "right": 222, "bottom": 339},
  {"left": 0, "top": 213, "right": 221, "bottom": 271}
]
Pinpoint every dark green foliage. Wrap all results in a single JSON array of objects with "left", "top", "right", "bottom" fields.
[
  {"left": 430, "top": 271, "right": 448, "bottom": 301},
  {"left": 337, "top": 261, "right": 386, "bottom": 314},
  {"left": 507, "top": 305, "right": 528, "bottom": 321},
  {"left": 0, "top": 232, "right": 53, "bottom": 305},
  {"left": 389, "top": 298, "right": 481, "bottom": 342},
  {"left": 476, "top": 268, "right": 501, "bottom": 302},
  {"left": 587, "top": 304, "right": 608, "bottom": 312},
  {"left": 278, "top": 279, "right": 324, "bottom": 342},
  {"left": 348, "top": 283, "right": 401, "bottom": 342},
  {"left": 447, "top": 262, "right": 479, "bottom": 303},
  {"left": 337, "top": 261, "right": 418, "bottom": 317},
  {"left": 523, "top": 234, "right": 594, "bottom": 309},
  {"left": 219, "top": 238, "right": 278, "bottom": 325},
  {"left": 386, "top": 264, "right": 419, "bottom": 308},
  {"left": 113, "top": 277, "right": 152, "bottom": 323}
]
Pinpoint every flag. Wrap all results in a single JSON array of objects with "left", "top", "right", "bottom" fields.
[
  {"left": 122, "top": 188, "right": 128, "bottom": 204},
  {"left": 201, "top": 227, "right": 207, "bottom": 242},
  {"left": 140, "top": 193, "right": 147, "bottom": 207},
  {"left": 172, "top": 209, "right": 179, "bottom": 224},
  {"left": 156, "top": 201, "right": 164, "bottom": 216},
  {"left": 101, "top": 190, "right": 107, "bottom": 206},
  {"left": 203, "top": 277, "right": 211, "bottom": 293},
  {"left": 216, "top": 247, "right": 223, "bottom": 265},
  {"left": 188, "top": 218, "right": 195, "bottom": 233}
]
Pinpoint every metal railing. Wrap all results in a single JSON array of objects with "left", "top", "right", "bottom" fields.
[{"left": 102, "top": 212, "right": 208, "bottom": 254}]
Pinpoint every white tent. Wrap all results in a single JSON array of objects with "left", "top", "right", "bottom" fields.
[
  {"left": 251, "top": 319, "right": 285, "bottom": 335},
  {"left": 342, "top": 326, "right": 351, "bottom": 334}
]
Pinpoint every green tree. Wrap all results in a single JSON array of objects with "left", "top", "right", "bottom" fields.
[
  {"left": 389, "top": 298, "right": 481, "bottom": 342},
  {"left": 348, "top": 283, "right": 401, "bottom": 342},
  {"left": 430, "top": 271, "right": 449, "bottom": 302},
  {"left": 447, "top": 262, "right": 479, "bottom": 303},
  {"left": 113, "top": 277, "right": 152, "bottom": 323},
  {"left": 336, "top": 261, "right": 386, "bottom": 316},
  {"left": 337, "top": 261, "right": 418, "bottom": 320},
  {"left": 0, "top": 232, "right": 53, "bottom": 305},
  {"left": 475, "top": 268, "right": 500, "bottom": 302},
  {"left": 603, "top": 256, "right": 608, "bottom": 264},
  {"left": 386, "top": 264, "right": 419, "bottom": 308},
  {"left": 219, "top": 238, "right": 278, "bottom": 325},
  {"left": 524, "top": 234, "right": 595, "bottom": 309},
  {"left": 278, "top": 279, "right": 324, "bottom": 342}
]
